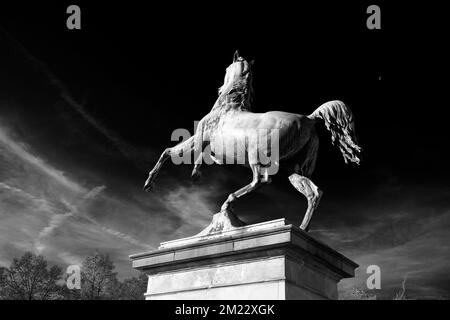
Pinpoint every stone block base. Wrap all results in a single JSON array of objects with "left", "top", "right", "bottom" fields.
[{"left": 130, "top": 219, "right": 358, "bottom": 300}]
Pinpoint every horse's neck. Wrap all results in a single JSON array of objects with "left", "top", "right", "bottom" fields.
[
  {"left": 212, "top": 90, "right": 252, "bottom": 112},
  {"left": 202, "top": 78, "right": 253, "bottom": 133},
  {"left": 202, "top": 99, "right": 238, "bottom": 134},
  {"left": 213, "top": 75, "right": 252, "bottom": 110}
]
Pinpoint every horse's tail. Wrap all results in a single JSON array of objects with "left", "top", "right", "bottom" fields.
[{"left": 308, "top": 100, "right": 362, "bottom": 164}]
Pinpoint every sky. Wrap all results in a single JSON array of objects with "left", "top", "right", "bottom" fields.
[{"left": 0, "top": 3, "right": 448, "bottom": 299}]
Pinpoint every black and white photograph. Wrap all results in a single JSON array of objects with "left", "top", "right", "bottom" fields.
[{"left": 0, "top": 1, "right": 448, "bottom": 312}]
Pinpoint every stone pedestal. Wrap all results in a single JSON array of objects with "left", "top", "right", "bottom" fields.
[{"left": 129, "top": 219, "right": 358, "bottom": 300}]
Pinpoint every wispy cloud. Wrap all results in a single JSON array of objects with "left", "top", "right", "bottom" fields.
[
  {"left": 83, "top": 185, "right": 107, "bottom": 200},
  {"left": 0, "top": 123, "right": 156, "bottom": 272},
  {"left": 34, "top": 186, "right": 107, "bottom": 253},
  {"left": 35, "top": 211, "right": 73, "bottom": 253},
  {"left": 163, "top": 185, "right": 219, "bottom": 238},
  {"left": 0, "top": 126, "right": 85, "bottom": 194},
  {"left": 0, "top": 26, "right": 146, "bottom": 170},
  {"left": 0, "top": 182, "right": 55, "bottom": 213},
  {"left": 321, "top": 195, "right": 450, "bottom": 299},
  {"left": 100, "top": 227, "right": 149, "bottom": 248},
  {"left": 57, "top": 251, "right": 82, "bottom": 266}
]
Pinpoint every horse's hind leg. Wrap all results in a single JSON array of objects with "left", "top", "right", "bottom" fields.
[
  {"left": 288, "top": 173, "right": 323, "bottom": 231},
  {"left": 220, "top": 164, "right": 262, "bottom": 212}
]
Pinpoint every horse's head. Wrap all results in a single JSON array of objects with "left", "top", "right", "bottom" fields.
[{"left": 218, "top": 51, "right": 254, "bottom": 97}]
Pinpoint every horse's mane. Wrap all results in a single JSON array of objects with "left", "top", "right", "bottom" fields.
[
  {"left": 203, "top": 63, "right": 254, "bottom": 131},
  {"left": 215, "top": 63, "right": 253, "bottom": 112}
]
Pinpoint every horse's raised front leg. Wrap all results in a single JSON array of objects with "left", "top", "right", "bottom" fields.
[
  {"left": 288, "top": 173, "right": 323, "bottom": 231},
  {"left": 143, "top": 136, "right": 195, "bottom": 192},
  {"left": 220, "top": 164, "right": 262, "bottom": 212},
  {"left": 143, "top": 148, "right": 170, "bottom": 191},
  {"left": 191, "top": 151, "right": 203, "bottom": 182}
]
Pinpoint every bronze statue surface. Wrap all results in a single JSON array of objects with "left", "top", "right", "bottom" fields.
[{"left": 144, "top": 51, "right": 361, "bottom": 235}]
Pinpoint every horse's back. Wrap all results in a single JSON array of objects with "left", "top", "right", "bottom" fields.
[
  {"left": 224, "top": 110, "right": 312, "bottom": 130},
  {"left": 261, "top": 111, "right": 316, "bottom": 160},
  {"left": 209, "top": 110, "right": 316, "bottom": 166},
  {"left": 247, "top": 111, "right": 315, "bottom": 145}
]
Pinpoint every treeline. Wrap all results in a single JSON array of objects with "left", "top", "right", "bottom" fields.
[{"left": 0, "top": 252, "right": 147, "bottom": 300}]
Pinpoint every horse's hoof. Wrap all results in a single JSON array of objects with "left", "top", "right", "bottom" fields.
[
  {"left": 221, "top": 204, "right": 234, "bottom": 213},
  {"left": 143, "top": 181, "right": 155, "bottom": 192},
  {"left": 191, "top": 170, "right": 202, "bottom": 182}
]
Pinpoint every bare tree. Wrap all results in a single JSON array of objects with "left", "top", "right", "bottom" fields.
[
  {"left": 393, "top": 274, "right": 408, "bottom": 300},
  {"left": 1, "top": 252, "right": 148, "bottom": 300},
  {"left": 81, "top": 253, "right": 117, "bottom": 300},
  {"left": 0, "top": 252, "right": 62, "bottom": 300},
  {"left": 116, "top": 273, "right": 148, "bottom": 300},
  {"left": 341, "top": 287, "right": 377, "bottom": 300},
  {"left": 0, "top": 267, "right": 7, "bottom": 298}
]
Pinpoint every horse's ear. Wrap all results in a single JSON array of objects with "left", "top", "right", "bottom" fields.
[{"left": 233, "top": 50, "right": 239, "bottom": 62}]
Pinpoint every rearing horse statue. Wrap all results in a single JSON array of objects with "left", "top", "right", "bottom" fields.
[{"left": 144, "top": 51, "right": 361, "bottom": 235}]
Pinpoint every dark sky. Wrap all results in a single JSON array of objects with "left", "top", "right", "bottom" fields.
[{"left": 0, "top": 2, "right": 448, "bottom": 299}]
